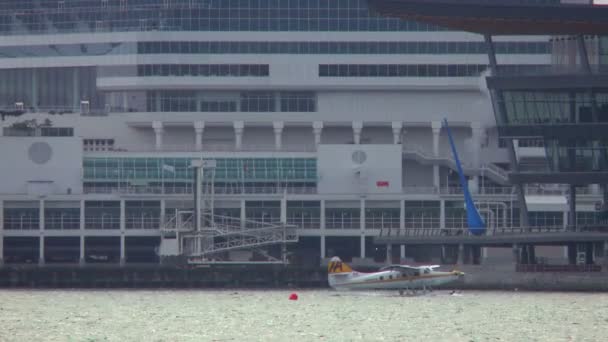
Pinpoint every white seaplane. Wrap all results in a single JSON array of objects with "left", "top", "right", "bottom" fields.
[{"left": 327, "top": 257, "right": 465, "bottom": 295}]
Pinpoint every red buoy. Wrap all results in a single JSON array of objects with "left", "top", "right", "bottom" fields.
[{"left": 289, "top": 293, "right": 298, "bottom": 301}]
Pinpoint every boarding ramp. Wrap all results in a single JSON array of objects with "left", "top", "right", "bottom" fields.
[{"left": 402, "top": 143, "right": 509, "bottom": 185}]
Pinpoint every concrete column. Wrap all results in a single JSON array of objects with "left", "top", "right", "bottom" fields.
[
  {"left": 569, "top": 185, "right": 577, "bottom": 229},
  {"left": 360, "top": 235, "right": 365, "bottom": 259},
  {"left": 234, "top": 121, "right": 244, "bottom": 150},
  {"left": 0, "top": 235, "right": 3, "bottom": 266},
  {"left": 240, "top": 199, "right": 246, "bottom": 229},
  {"left": 194, "top": 121, "right": 205, "bottom": 151},
  {"left": 280, "top": 193, "right": 287, "bottom": 224},
  {"left": 352, "top": 121, "right": 363, "bottom": 145},
  {"left": 320, "top": 200, "right": 326, "bottom": 230},
  {"left": 360, "top": 199, "right": 366, "bottom": 259},
  {"left": 399, "top": 200, "right": 405, "bottom": 230},
  {"left": 80, "top": 200, "right": 85, "bottom": 230},
  {"left": 391, "top": 121, "right": 403, "bottom": 145},
  {"left": 320, "top": 235, "right": 326, "bottom": 259},
  {"left": 360, "top": 199, "right": 365, "bottom": 231},
  {"left": 39, "top": 235, "right": 45, "bottom": 266},
  {"left": 120, "top": 200, "right": 126, "bottom": 231},
  {"left": 39, "top": 200, "right": 45, "bottom": 231},
  {"left": 72, "top": 68, "right": 79, "bottom": 112},
  {"left": 120, "top": 235, "right": 125, "bottom": 266},
  {"left": 312, "top": 121, "right": 323, "bottom": 148},
  {"left": 79, "top": 236, "right": 85, "bottom": 266},
  {"left": 604, "top": 241, "right": 608, "bottom": 266},
  {"left": 432, "top": 122, "right": 441, "bottom": 190},
  {"left": 470, "top": 122, "right": 483, "bottom": 169},
  {"left": 160, "top": 199, "right": 166, "bottom": 229},
  {"left": 32, "top": 70, "right": 38, "bottom": 111},
  {"left": 386, "top": 244, "right": 392, "bottom": 264},
  {"left": 0, "top": 121, "right": 3, "bottom": 137},
  {"left": 440, "top": 199, "right": 445, "bottom": 230},
  {"left": 400, "top": 245, "right": 406, "bottom": 261},
  {"left": 152, "top": 121, "right": 163, "bottom": 151},
  {"left": 273, "top": 121, "right": 284, "bottom": 151},
  {"left": 512, "top": 244, "right": 520, "bottom": 264},
  {"left": 457, "top": 243, "right": 465, "bottom": 265}
]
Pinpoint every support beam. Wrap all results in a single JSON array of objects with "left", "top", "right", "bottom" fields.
[
  {"left": 457, "top": 243, "right": 465, "bottom": 265},
  {"left": 233, "top": 121, "right": 244, "bottom": 150},
  {"left": 312, "top": 121, "right": 323, "bottom": 148},
  {"left": 399, "top": 200, "right": 405, "bottom": 230},
  {"left": 320, "top": 235, "right": 326, "bottom": 259},
  {"left": 152, "top": 121, "right": 163, "bottom": 151},
  {"left": 432, "top": 121, "right": 442, "bottom": 189},
  {"left": 240, "top": 200, "right": 246, "bottom": 229},
  {"left": 194, "top": 121, "right": 204, "bottom": 151},
  {"left": 512, "top": 244, "right": 520, "bottom": 265},
  {"left": 320, "top": 200, "right": 326, "bottom": 230},
  {"left": 400, "top": 245, "right": 405, "bottom": 262},
  {"left": 386, "top": 244, "right": 392, "bottom": 264},
  {"left": 120, "top": 200, "right": 126, "bottom": 231},
  {"left": 39, "top": 200, "right": 45, "bottom": 231},
  {"left": 120, "top": 235, "right": 125, "bottom": 266},
  {"left": 391, "top": 121, "right": 403, "bottom": 145},
  {"left": 80, "top": 200, "right": 85, "bottom": 231},
  {"left": 360, "top": 235, "right": 365, "bottom": 259},
  {"left": 79, "top": 236, "right": 85, "bottom": 266},
  {"left": 273, "top": 121, "right": 284, "bottom": 151},
  {"left": 39, "top": 236, "right": 45, "bottom": 266},
  {"left": 569, "top": 185, "right": 577, "bottom": 229},
  {"left": 352, "top": 121, "right": 363, "bottom": 145}
]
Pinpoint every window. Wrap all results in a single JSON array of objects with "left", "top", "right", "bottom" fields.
[
  {"left": 280, "top": 92, "right": 316, "bottom": 112},
  {"left": 318, "top": 64, "right": 493, "bottom": 77},
  {"left": 240, "top": 92, "right": 275, "bottom": 112}
]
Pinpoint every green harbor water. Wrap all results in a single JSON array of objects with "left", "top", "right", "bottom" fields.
[{"left": 0, "top": 290, "right": 607, "bottom": 341}]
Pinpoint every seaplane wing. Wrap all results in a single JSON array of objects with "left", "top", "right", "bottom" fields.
[{"left": 327, "top": 257, "right": 464, "bottom": 294}]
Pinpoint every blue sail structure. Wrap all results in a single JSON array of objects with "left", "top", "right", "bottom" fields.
[{"left": 443, "top": 119, "right": 486, "bottom": 236}]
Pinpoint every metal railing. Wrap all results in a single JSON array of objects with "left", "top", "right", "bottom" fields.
[
  {"left": 84, "top": 216, "right": 121, "bottom": 229},
  {"left": 83, "top": 185, "right": 318, "bottom": 195},
  {"left": 44, "top": 216, "right": 81, "bottom": 230},
  {"left": 325, "top": 217, "right": 361, "bottom": 229},
  {"left": 125, "top": 216, "right": 161, "bottom": 229},
  {"left": 3, "top": 217, "right": 40, "bottom": 230},
  {"left": 379, "top": 225, "right": 568, "bottom": 238},
  {"left": 365, "top": 217, "right": 400, "bottom": 229},
  {"left": 108, "top": 143, "right": 317, "bottom": 153},
  {"left": 287, "top": 217, "right": 321, "bottom": 229}
]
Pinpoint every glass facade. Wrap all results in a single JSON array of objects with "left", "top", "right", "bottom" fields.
[
  {"left": 0, "top": 41, "right": 549, "bottom": 58},
  {"left": 136, "top": 64, "right": 269, "bottom": 77},
  {"left": 145, "top": 90, "right": 316, "bottom": 112},
  {"left": 545, "top": 140, "right": 608, "bottom": 172},
  {"left": 0, "top": 0, "right": 444, "bottom": 35},
  {"left": 501, "top": 91, "right": 608, "bottom": 126},
  {"left": 83, "top": 157, "right": 318, "bottom": 183},
  {"left": 0, "top": 67, "right": 104, "bottom": 111}
]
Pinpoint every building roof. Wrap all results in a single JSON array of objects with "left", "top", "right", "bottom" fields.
[{"left": 369, "top": 0, "right": 608, "bottom": 35}]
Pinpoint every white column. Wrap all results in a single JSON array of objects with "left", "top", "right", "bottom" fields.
[
  {"left": 0, "top": 200, "right": 4, "bottom": 265},
  {"left": 0, "top": 121, "right": 3, "bottom": 137},
  {"left": 386, "top": 243, "right": 392, "bottom": 264},
  {"left": 400, "top": 245, "right": 406, "bottom": 261},
  {"left": 352, "top": 121, "right": 363, "bottom": 145},
  {"left": 80, "top": 200, "right": 85, "bottom": 231},
  {"left": 312, "top": 121, "right": 323, "bottom": 148},
  {"left": 440, "top": 199, "right": 446, "bottom": 230},
  {"left": 391, "top": 121, "right": 403, "bottom": 145},
  {"left": 0, "top": 235, "right": 3, "bottom": 266},
  {"left": 120, "top": 200, "right": 126, "bottom": 231},
  {"left": 79, "top": 235, "right": 85, "bottom": 266},
  {"left": 320, "top": 200, "right": 326, "bottom": 230},
  {"left": 0, "top": 200, "right": 4, "bottom": 231},
  {"left": 120, "top": 235, "right": 125, "bottom": 266},
  {"left": 32, "top": 70, "right": 38, "bottom": 111},
  {"left": 360, "top": 199, "right": 365, "bottom": 259},
  {"left": 39, "top": 235, "right": 44, "bottom": 266},
  {"left": 399, "top": 200, "right": 405, "bottom": 230},
  {"left": 39, "top": 200, "right": 45, "bottom": 231},
  {"left": 280, "top": 193, "right": 287, "bottom": 224},
  {"left": 320, "top": 235, "right": 326, "bottom": 259},
  {"left": 273, "top": 121, "right": 284, "bottom": 151},
  {"left": 152, "top": 121, "right": 163, "bottom": 151},
  {"left": 194, "top": 121, "right": 205, "bottom": 151},
  {"left": 72, "top": 68, "right": 79, "bottom": 112},
  {"left": 160, "top": 199, "right": 166, "bottom": 229},
  {"left": 590, "top": 184, "right": 601, "bottom": 195},
  {"left": 234, "top": 121, "right": 244, "bottom": 151},
  {"left": 431, "top": 121, "right": 442, "bottom": 189},
  {"left": 240, "top": 199, "right": 246, "bottom": 229}
]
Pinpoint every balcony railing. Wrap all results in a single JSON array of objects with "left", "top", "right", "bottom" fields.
[
  {"left": 100, "top": 143, "right": 317, "bottom": 153},
  {"left": 3, "top": 217, "right": 40, "bottom": 230},
  {"left": 84, "top": 216, "right": 121, "bottom": 229}
]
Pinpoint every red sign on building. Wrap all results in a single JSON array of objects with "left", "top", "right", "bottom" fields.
[{"left": 376, "top": 181, "right": 389, "bottom": 187}]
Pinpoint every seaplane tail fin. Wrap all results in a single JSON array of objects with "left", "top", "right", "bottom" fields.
[{"left": 327, "top": 256, "right": 353, "bottom": 274}]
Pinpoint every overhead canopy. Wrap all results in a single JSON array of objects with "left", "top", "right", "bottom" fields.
[{"left": 369, "top": 0, "right": 608, "bottom": 35}]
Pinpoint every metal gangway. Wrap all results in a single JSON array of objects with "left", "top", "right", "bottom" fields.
[{"left": 158, "top": 159, "right": 298, "bottom": 264}]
